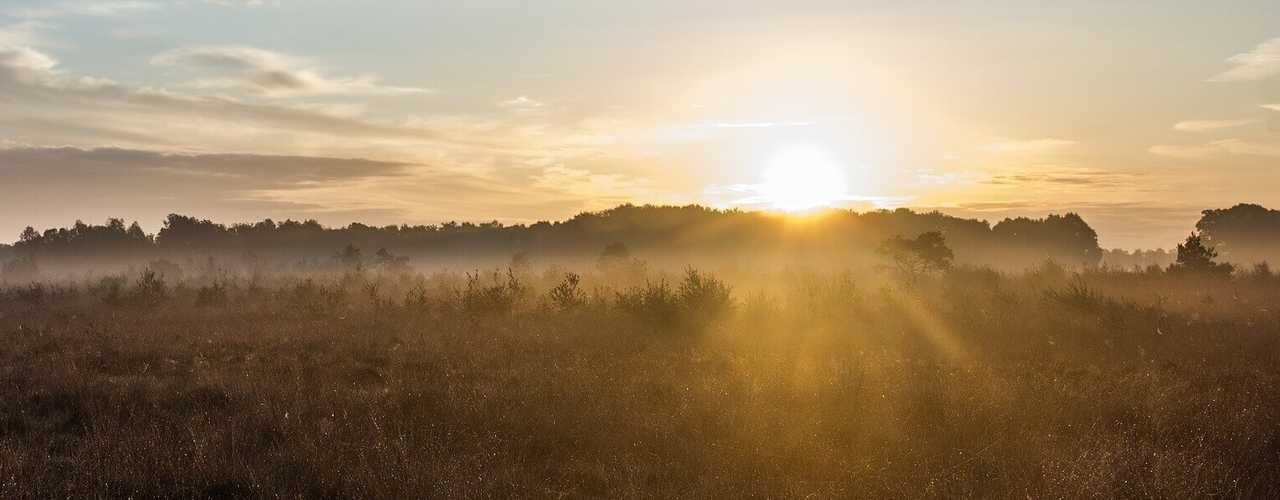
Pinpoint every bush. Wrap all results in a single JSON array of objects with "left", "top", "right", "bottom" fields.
[
  {"left": 547, "top": 273, "right": 585, "bottom": 310},
  {"left": 616, "top": 279, "right": 679, "bottom": 329},
  {"left": 195, "top": 280, "right": 230, "bottom": 307},
  {"left": 13, "top": 282, "right": 45, "bottom": 304},
  {"left": 462, "top": 269, "right": 526, "bottom": 317},
  {"left": 131, "top": 268, "right": 168, "bottom": 307},
  {"left": 90, "top": 276, "right": 127, "bottom": 306},
  {"left": 289, "top": 278, "right": 346, "bottom": 314},
  {"left": 676, "top": 268, "right": 733, "bottom": 328},
  {"left": 616, "top": 269, "right": 733, "bottom": 332},
  {"left": 1043, "top": 276, "right": 1104, "bottom": 310}
]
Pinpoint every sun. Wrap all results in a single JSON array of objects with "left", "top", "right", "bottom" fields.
[{"left": 757, "top": 145, "right": 850, "bottom": 212}]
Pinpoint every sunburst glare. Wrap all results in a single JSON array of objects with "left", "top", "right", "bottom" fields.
[{"left": 757, "top": 144, "right": 850, "bottom": 212}]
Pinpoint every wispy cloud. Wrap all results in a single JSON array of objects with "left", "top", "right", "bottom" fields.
[
  {"left": 5, "top": 1, "right": 163, "bottom": 19},
  {"left": 1147, "top": 144, "right": 1219, "bottom": 159},
  {"left": 704, "top": 121, "right": 814, "bottom": 129},
  {"left": 1209, "top": 37, "right": 1280, "bottom": 82},
  {"left": 1172, "top": 119, "right": 1256, "bottom": 132},
  {"left": 980, "top": 138, "right": 1076, "bottom": 154},
  {"left": 1149, "top": 138, "right": 1280, "bottom": 158},
  {"left": 152, "top": 45, "right": 431, "bottom": 97},
  {"left": 983, "top": 168, "right": 1139, "bottom": 188},
  {"left": 497, "top": 96, "right": 546, "bottom": 109}
]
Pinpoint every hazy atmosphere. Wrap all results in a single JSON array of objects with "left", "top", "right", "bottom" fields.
[
  {"left": 6, "top": 1, "right": 1280, "bottom": 247},
  {"left": 6, "top": 3, "right": 1280, "bottom": 499}
]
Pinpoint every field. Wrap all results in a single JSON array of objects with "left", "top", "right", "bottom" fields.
[{"left": 2, "top": 263, "right": 1280, "bottom": 498}]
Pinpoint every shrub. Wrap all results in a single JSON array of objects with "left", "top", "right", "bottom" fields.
[
  {"left": 13, "top": 282, "right": 45, "bottom": 304},
  {"left": 289, "top": 278, "right": 346, "bottom": 314},
  {"left": 1043, "top": 276, "right": 1104, "bottom": 310},
  {"left": 90, "top": 276, "right": 127, "bottom": 306},
  {"left": 403, "top": 282, "right": 432, "bottom": 309},
  {"left": 131, "top": 268, "right": 168, "bottom": 307},
  {"left": 616, "top": 279, "right": 679, "bottom": 329},
  {"left": 374, "top": 248, "right": 411, "bottom": 274},
  {"left": 195, "top": 280, "right": 230, "bottom": 307},
  {"left": 548, "top": 272, "right": 585, "bottom": 310},
  {"left": 462, "top": 269, "right": 526, "bottom": 317},
  {"left": 146, "top": 259, "right": 184, "bottom": 282},
  {"left": 676, "top": 268, "right": 733, "bottom": 328}
]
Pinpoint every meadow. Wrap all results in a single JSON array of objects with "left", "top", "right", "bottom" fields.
[{"left": 2, "top": 260, "right": 1279, "bottom": 498}]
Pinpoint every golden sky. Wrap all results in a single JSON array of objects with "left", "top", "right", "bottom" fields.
[{"left": 3, "top": 1, "right": 1280, "bottom": 248}]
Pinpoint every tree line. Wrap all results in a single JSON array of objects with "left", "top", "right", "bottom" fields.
[{"left": 4, "top": 204, "right": 1109, "bottom": 269}]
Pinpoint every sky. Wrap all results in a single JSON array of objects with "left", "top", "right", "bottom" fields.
[{"left": 3, "top": 1, "right": 1280, "bottom": 248}]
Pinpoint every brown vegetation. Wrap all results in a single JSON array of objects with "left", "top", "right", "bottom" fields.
[{"left": 2, "top": 259, "right": 1279, "bottom": 498}]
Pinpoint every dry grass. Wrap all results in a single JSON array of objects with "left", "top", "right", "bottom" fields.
[{"left": 1, "top": 265, "right": 1279, "bottom": 498}]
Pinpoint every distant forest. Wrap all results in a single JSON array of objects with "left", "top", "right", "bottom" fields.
[{"left": 2, "top": 203, "right": 1278, "bottom": 272}]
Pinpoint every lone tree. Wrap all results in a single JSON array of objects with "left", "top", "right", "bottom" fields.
[
  {"left": 879, "top": 231, "right": 954, "bottom": 282},
  {"left": 1169, "top": 232, "right": 1233, "bottom": 276},
  {"left": 333, "top": 244, "right": 364, "bottom": 271}
]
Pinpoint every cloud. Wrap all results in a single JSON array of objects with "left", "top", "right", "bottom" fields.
[
  {"left": 497, "top": 96, "right": 546, "bottom": 109},
  {"left": 0, "top": 145, "right": 412, "bottom": 184},
  {"left": 0, "top": 45, "right": 57, "bottom": 74},
  {"left": 1149, "top": 138, "right": 1280, "bottom": 158},
  {"left": 0, "top": 145, "right": 418, "bottom": 236},
  {"left": 531, "top": 164, "right": 654, "bottom": 203},
  {"left": 201, "top": 0, "right": 269, "bottom": 6},
  {"left": 1172, "top": 119, "right": 1256, "bottom": 132},
  {"left": 983, "top": 168, "right": 1139, "bottom": 188},
  {"left": 1209, "top": 37, "right": 1280, "bottom": 82},
  {"left": 704, "top": 120, "right": 814, "bottom": 129},
  {"left": 152, "top": 45, "right": 431, "bottom": 97},
  {"left": 1147, "top": 144, "right": 1219, "bottom": 159},
  {"left": 4, "top": 1, "right": 163, "bottom": 19},
  {"left": 980, "top": 138, "right": 1076, "bottom": 154},
  {"left": 1211, "top": 138, "right": 1280, "bottom": 156},
  {"left": 0, "top": 26, "right": 675, "bottom": 233},
  {"left": 0, "top": 20, "right": 49, "bottom": 47},
  {"left": 0, "top": 27, "right": 63, "bottom": 84}
]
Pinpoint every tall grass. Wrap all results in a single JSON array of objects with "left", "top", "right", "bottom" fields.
[{"left": 1, "top": 263, "right": 1278, "bottom": 497}]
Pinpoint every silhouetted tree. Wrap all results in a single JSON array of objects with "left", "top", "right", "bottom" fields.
[
  {"left": 6, "top": 204, "right": 1111, "bottom": 271},
  {"left": 334, "top": 244, "right": 363, "bottom": 271},
  {"left": 1197, "top": 204, "right": 1280, "bottom": 265},
  {"left": 879, "top": 231, "right": 954, "bottom": 282},
  {"left": 373, "top": 248, "right": 410, "bottom": 273},
  {"left": 600, "top": 242, "right": 631, "bottom": 261},
  {"left": 1170, "top": 232, "right": 1233, "bottom": 276}
]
